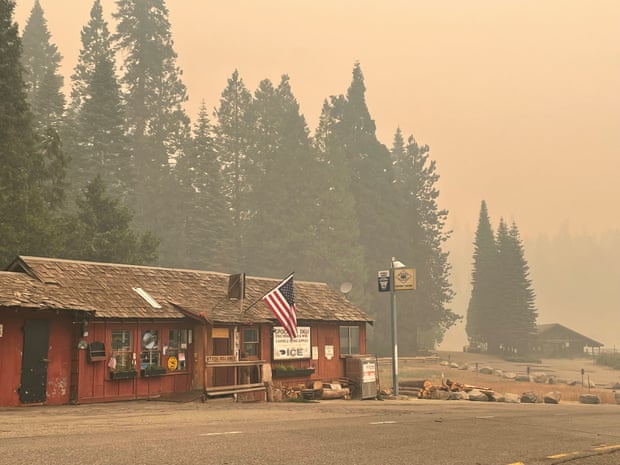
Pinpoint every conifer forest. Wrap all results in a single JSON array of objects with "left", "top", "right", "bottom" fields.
[{"left": 2, "top": 0, "right": 618, "bottom": 354}]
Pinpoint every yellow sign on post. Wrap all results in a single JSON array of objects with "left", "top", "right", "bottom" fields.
[{"left": 393, "top": 268, "right": 416, "bottom": 291}]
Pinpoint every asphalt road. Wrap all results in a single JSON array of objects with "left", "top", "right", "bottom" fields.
[{"left": 1, "top": 398, "right": 619, "bottom": 465}]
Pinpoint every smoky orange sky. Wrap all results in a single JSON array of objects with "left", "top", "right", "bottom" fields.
[{"left": 14, "top": 0, "right": 620, "bottom": 238}]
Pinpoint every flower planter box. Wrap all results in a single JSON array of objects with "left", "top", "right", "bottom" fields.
[
  {"left": 272, "top": 368, "right": 315, "bottom": 378},
  {"left": 141, "top": 367, "right": 167, "bottom": 377},
  {"left": 109, "top": 370, "right": 137, "bottom": 380}
]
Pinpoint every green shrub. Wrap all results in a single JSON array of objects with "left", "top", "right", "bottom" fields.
[{"left": 596, "top": 353, "right": 620, "bottom": 370}]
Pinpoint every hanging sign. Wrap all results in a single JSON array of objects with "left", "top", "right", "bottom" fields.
[
  {"left": 377, "top": 270, "right": 390, "bottom": 292},
  {"left": 393, "top": 268, "right": 416, "bottom": 291}
]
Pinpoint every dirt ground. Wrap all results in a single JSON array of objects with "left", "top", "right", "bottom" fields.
[
  {"left": 379, "top": 350, "right": 620, "bottom": 404},
  {"left": 440, "top": 350, "right": 620, "bottom": 386}
]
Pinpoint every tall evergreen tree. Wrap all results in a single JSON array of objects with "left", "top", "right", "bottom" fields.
[
  {"left": 113, "top": 0, "right": 190, "bottom": 266},
  {"left": 466, "top": 200, "right": 497, "bottom": 348},
  {"left": 66, "top": 0, "right": 129, "bottom": 200},
  {"left": 243, "top": 75, "right": 320, "bottom": 278},
  {"left": 175, "top": 101, "right": 235, "bottom": 271},
  {"left": 310, "top": 97, "right": 369, "bottom": 310},
  {"left": 20, "top": 0, "right": 64, "bottom": 131},
  {"left": 61, "top": 175, "right": 158, "bottom": 264},
  {"left": 0, "top": 0, "right": 65, "bottom": 264},
  {"left": 494, "top": 220, "right": 538, "bottom": 353},
  {"left": 213, "top": 70, "right": 253, "bottom": 271},
  {"left": 466, "top": 205, "right": 538, "bottom": 355},
  {"left": 384, "top": 132, "right": 458, "bottom": 353},
  {"left": 317, "top": 63, "right": 397, "bottom": 326}
]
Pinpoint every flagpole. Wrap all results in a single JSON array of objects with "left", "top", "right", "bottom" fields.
[{"left": 243, "top": 272, "right": 295, "bottom": 313}]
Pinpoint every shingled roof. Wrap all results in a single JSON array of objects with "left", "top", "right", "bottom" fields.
[
  {"left": 2, "top": 256, "right": 371, "bottom": 325},
  {"left": 535, "top": 323, "right": 603, "bottom": 347}
]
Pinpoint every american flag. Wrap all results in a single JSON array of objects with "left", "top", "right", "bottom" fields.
[{"left": 262, "top": 273, "right": 297, "bottom": 339}]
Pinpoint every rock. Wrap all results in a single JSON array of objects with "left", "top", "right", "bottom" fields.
[
  {"left": 543, "top": 391, "right": 561, "bottom": 404},
  {"left": 503, "top": 372, "right": 517, "bottom": 380},
  {"left": 493, "top": 369, "right": 504, "bottom": 377},
  {"left": 431, "top": 390, "right": 450, "bottom": 400},
  {"left": 458, "top": 363, "right": 469, "bottom": 370},
  {"left": 479, "top": 366, "right": 494, "bottom": 375},
  {"left": 504, "top": 393, "right": 520, "bottom": 403},
  {"left": 439, "top": 361, "right": 449, "bottom": 366},
  {"left": 487, "top": 391, "right": 504, "bottom": 402},
  {"left": 468, "top": 389, "right": 489, "bottom": 401},
  {"left": 532, "top": 372, "right": 547, "bottom": 383},
  {"left": 520, "top": 391, "right": 538, "bottom": 403},
  {"left": 449, "top": 362, "right": 459, "bottom": 369},
  {"left": 579, "top": 394, "right": 601, "bottom": 404},
  {"left": 614, "top": 393, "right": 620, "bottom": 405},
  {"left": 448, "top": 391, "right": 468, "bottom": 400},
  {"left": 514, "top": 374, "right": 531, "bottom": 382}
]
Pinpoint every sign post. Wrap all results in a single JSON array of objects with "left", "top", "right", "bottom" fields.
[{"left": 385, "top": 258, "right": 415, "bottom": 396}]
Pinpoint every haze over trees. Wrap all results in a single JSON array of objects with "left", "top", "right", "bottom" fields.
[
  {"left": 1, "top": 0, "right": 461, "bottom": 353},
  {"left": 466, "top": 201, "right": 538, "bottom": 355}
]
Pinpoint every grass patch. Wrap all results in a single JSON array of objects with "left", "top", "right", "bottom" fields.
[{"left": 596, "top": 353, "right": 620, "bottom": 370}]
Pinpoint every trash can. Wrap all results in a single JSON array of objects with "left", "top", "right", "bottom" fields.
[{"left": 345, "top": 355, "right": 378, "bottom": 399}]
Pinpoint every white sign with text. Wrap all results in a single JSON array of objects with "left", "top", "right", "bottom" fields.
[{"left": 273, "top": 326, "right": 311, "bottom": 360}]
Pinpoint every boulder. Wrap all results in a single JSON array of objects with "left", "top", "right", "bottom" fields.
[
  {"left": 504, "top": 393, "right": 520, "bottom": 403},
  {"left": 458, "top": 363, "right": 470, "bottom": 371},
  {"left": 543, "top": 391, "right": 561, "bottom": 404},
  {"left": 579, "top": 394, "right": 601, "bottom": 404},
  {"left": 532, "top": 372, "right": 547, "bottom": 383},
  {"left": 503, "top": 372, "right": 517, "bottom": 380},
  {"left": 479, "top": 366, "right": 494, "bottom": 375},
  {"left": 447, "top": 391, "right": 468, "bottom": 401},
  {"left": 520, "top": 391, "right": 538, "bottom": 403},
  {"left": 468, "top": 389, "right": 489, "bottom": 401},
  {"left": 449, "top": 362, "right": 459, "bottom": 369},
  {"left": 431, "top": 389, "right": 450, "bottom": 400},
  {"left": 514, "top": 374, "right": 531, "bottom": 382}
]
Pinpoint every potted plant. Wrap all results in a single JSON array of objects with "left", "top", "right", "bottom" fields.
[
  {"left": 272, "top": 365, "right": 315, "bottom": 378},
  {"left": 109, "top": 369, "right": 137, "bottom": 380},
  {"left": 140, "top": 365, "right": 167, "bottom": 377}
]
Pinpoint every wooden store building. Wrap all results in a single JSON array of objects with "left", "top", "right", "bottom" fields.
[{"left": 0, "top": 256, "right": 372, "bottom": 407}]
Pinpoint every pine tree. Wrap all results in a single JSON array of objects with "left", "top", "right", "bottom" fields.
[
  {"left": 66, "top": 0, "right": 129, "bottom": 201},
  {"left": 175, "top": 101, "right": 235, "bottom": 271},
  {"left": 61, "top": 175, "right": 158, "bottom": 264},
  {"left": 20, "top": 0, "right": 64, "bottom": 131},
  {"left": 310, "top": 98, "right": 369, "bottom": 310},
  {"left": 243, "top": 75, "right": 320, "bottom": 278},
  {"left": 385, "top": 132, "right": 458, "bottom": 354},
  {"left": 0, "top": 0, "right": 64, "bottom": 264},
  {"left": 466, "top": 200, "right": 498, "bottom": 349},
  {"left": 113, "top": 0, "right": 190, "bottom": 266},
  {"left": 213, "top": 70, "right": 254, "bottom": 270},
  {"left": 316, "top": 63, "right": 397, "bottom": 326},
  {"left": 495, "top": 220, "right": 538, "bottom": 353}
]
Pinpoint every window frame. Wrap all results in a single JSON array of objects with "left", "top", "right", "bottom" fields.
[{"left": 339, "top": 325, "right": 361, "bottom": 356}]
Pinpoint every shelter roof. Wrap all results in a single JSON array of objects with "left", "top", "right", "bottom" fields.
[{"left": 2, "top": 256, "right": 371, "bottom": 325}]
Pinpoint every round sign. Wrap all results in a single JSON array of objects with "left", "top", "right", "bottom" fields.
[{"left": 167, "top": 356, "right": 178, "bottom": 371}]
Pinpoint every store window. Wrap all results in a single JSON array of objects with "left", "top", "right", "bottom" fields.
[
  {"left": 166, "top": 329, "right": 189, "bottom": 371},
  {"left": 339, "top": 326, "right": 360, "bottom": 356},
  {"left": 141, "top": 330, "right": 161, "bottom": 368},
  {"left": 111, "top": 330, "right": 132, "bottom": 370},
  {"left": 241, "top": 328, "right": 259, "bottom": 358}
]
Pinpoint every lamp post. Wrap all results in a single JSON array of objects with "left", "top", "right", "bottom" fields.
[{"left": 390, "top": 257, "right": 406, "bottom": 396}]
